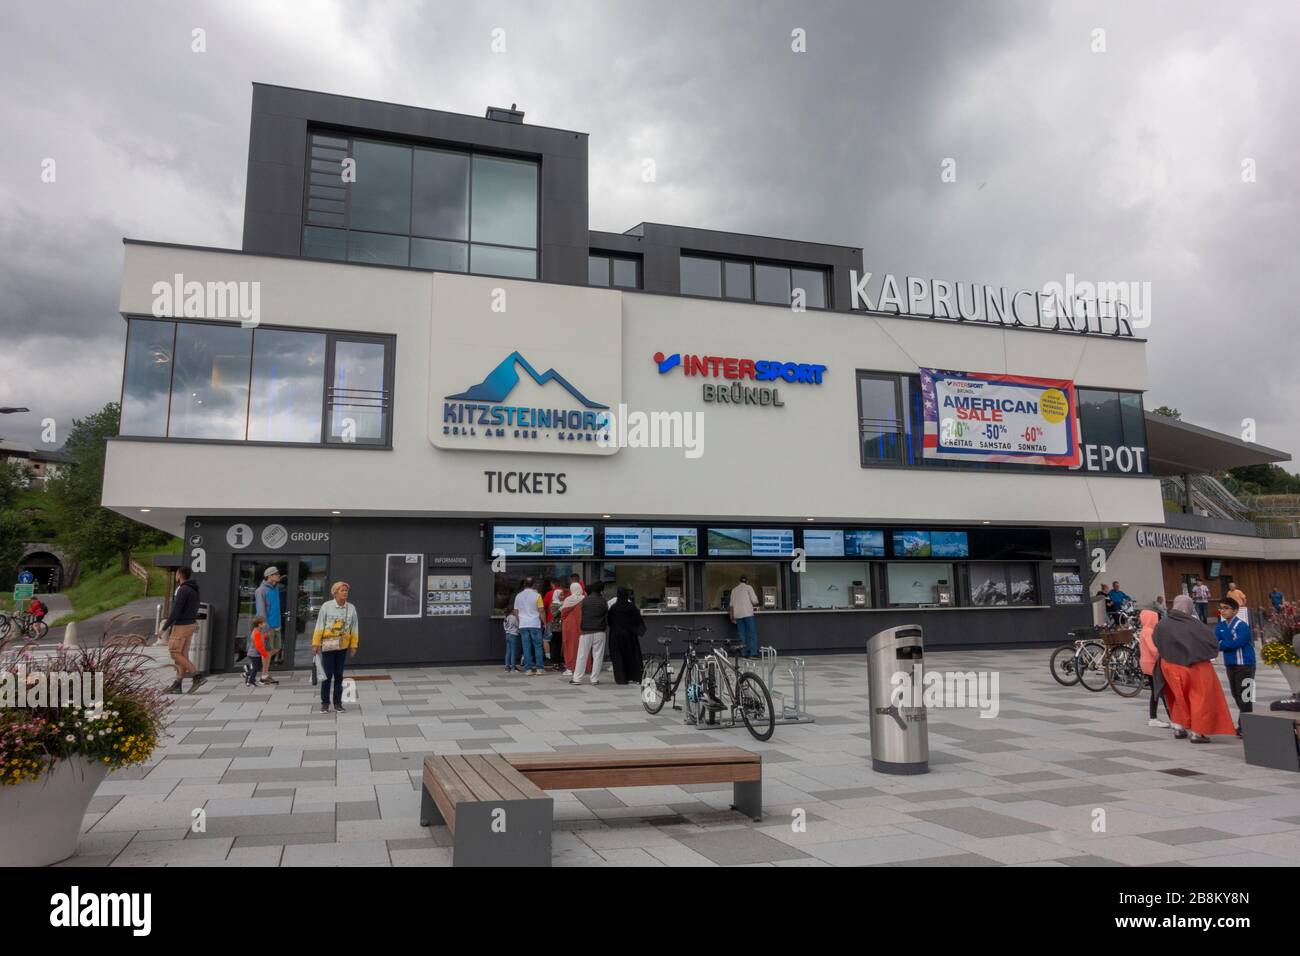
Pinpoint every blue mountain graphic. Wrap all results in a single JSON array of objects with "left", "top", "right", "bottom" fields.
[{"left": 447, "top": 351, "right": 609, "bottom": 409}]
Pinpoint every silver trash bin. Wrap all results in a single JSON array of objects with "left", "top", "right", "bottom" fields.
[
  {"left": 867, "top": 625, "right": 929, "bottom": 774},
  {"left": 189, "top": 602, "right": 212, "bottom": 675}
]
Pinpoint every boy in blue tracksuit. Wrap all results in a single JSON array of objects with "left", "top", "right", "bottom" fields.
[{"left": 1216, "top": 596, "right": 1255, "bottom": 736}]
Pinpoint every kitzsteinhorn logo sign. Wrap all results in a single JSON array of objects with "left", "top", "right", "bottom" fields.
[
  {"left": 441, "top": 350, "right": 610, "bottom": 444},
  {"left": 50, "top": 886, "right": 151, "bottom": 936}
]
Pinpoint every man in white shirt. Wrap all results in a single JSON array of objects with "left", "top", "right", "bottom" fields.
[
  {"left": 729, "top": 576, "right": 760, "bottom": 658},
  {"left": 513, "top": 578, "right": 546, "bottom": 676},
  {"left": 1191, "top": 579, "right": 1210, "bottom": 624}
]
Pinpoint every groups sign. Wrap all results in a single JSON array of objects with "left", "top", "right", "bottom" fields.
[{"left": 921, "top": 368, "right": 1080, "bottom": 467}]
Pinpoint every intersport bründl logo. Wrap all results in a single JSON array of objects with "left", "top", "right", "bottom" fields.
[
  {"left": 653, "top": 351, "right": 827, "bottom": 409},
  {"left": 441, "top": 350, "right": 610, "bottom": 444}
]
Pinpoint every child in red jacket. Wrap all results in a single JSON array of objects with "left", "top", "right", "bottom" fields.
[{"left": 244, "top": 616, "right": 278, "bottom": 687}]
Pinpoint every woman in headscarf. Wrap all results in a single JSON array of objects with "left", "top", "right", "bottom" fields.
[
  {"left": 1137, "top": 608, "right": 1168, "bottom": 728},
  {"left": 559, "top": 581, "right": 585, "bottom": 676},
  {"left": 607, "top": 587, "right": 645, "bottom": 685},
  {"left": 1153, "top": 594, "right": 1236, "bottom": 742}
]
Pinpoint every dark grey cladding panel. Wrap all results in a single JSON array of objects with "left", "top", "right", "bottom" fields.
[
  {"left": 241, "top": 211, "right": 304, "bottom": 258},
  {"left": 587, "top": 231, "right": 644, "bottom": 256},
  {"left": 244, "top": 161, "right": 305, "bottom": 217}
]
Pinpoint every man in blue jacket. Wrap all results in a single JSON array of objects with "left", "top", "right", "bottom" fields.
[
  {"left": 1216, "top": 596, "right": 1255, "bottom": 737},
  {"left": 1106, "top": 581, "right": 1132, "bottom": 624}
]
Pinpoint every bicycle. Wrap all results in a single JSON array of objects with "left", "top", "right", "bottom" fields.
[
  {"left": 641, "top": 625, "right": 776, "bottom": 741},
  {"left": 1078, "top": 628, "right": 1138, "bottom": 693},
  {"left": 1049, "top": 631, "right": 1104, "bottom": 687},
  {"left": 0, "top": 611, "right": 47, "bottom": 656}
]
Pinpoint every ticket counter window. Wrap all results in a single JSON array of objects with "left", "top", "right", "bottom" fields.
[
  {"left": 494, "top": 563, "right": 583, "bottom": 615},
  {"left": 886, "top": 562, "right": 954, "bottom": 607},
  {"left": 799, "top": 562, "right": 871, "bottom": 609},
  {"left": 704, "top": 563, "right": 781, "bottom": 611},
  {"left": 599, "top": 563, "right": 686, "bottom": 612}
]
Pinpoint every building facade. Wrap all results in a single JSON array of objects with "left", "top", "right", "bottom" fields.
[{"left": 102, "top": 84, "right": 1165, "bottom": 671}]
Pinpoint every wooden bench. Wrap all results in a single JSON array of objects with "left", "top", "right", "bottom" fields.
[
  {"left": 420, "top": 746, "right": 762, "bottom": 866},
  {"left": 420, "top": 754, "right": 555, "bottom": 867}
]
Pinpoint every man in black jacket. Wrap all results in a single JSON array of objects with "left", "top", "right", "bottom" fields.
[
  {"left": 157, "top": 567, "right": 205, "bottom": 694},
  {"left": 571, "top": 582, "right": 609, "bottom": 685}
]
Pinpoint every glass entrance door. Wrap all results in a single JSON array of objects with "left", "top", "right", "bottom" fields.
[
  {"left": 231, "top": 555, "right": 330, "bottom": 670},
  {"left": 293, "top": 556, "right": 330, "bottom": 667}
]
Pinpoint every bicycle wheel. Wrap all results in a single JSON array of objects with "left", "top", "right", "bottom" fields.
[
  {"left": 1076, "top": 642, "right": 1109, "bottom": 691},
  {"left": 1049, "top": 645, "right": 1081, "bottom": 686},
  {"left": 737, "top": 673, "right": 775, "bottom": 741},
  {"left": 641, "top": 658, "right": 669, "bottom": 715},
  {"left": 1106, "top": 647, "right": 1144, "bottom": 698},
  {"left": 683, "top": 659, "right": 707, "bottom": 725}
]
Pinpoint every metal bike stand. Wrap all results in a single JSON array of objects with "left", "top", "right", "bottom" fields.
[{"left": 684, "top": 646, "right": 814, "bottom": 731}]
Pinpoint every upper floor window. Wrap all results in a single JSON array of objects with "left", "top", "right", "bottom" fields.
[
  {"left": 855, "top": 370, "right": 1150, "bottom": 475},
  {"left": 119, "top": 317, "right": 393, "bottom": 447},
  {"left": 679, "top": 254, "right": 828, "bottom": 309},
  {"left": 302, "top": 131, "right": 538, "bottom": 279},
  {"left": 588, "top": 253, "right": 640, "bottom": 289}
]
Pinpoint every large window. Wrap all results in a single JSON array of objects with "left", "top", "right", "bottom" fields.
[
  {"left": 167, "top": 323, "right": 252, "bottom": 440},
  {"left": 588, "top": 253, "right": 640, "bottom": 289},
  {"left": 703, "top": 563, "right": 781, "bottom": 611},
  {"left": 493, "top": 563, "right": 583, "bottom": 615},
  {"left": 799, "top": 562, "right": 871, "bottom": 609},
  {"left": 599, "top": 562, "right": 684, "bottom": 611},
  {"left": 680, "top": 255, "right": 828, "bottom": 308},
  {"left": 886, "top": 562, "right": 953, "bottom": 606},
  {"left": 119, "top": 319, "right": 176, "bottom": 437},
  {"left": 856, "top": 370, "right": 1150, "bottom": 475},
  {"left": 118, "top": 318, "right": 392, "bottom": 447},
  {"left": 302, "top": 131, "right": 539, "bottom": 279},
  {"left": 968, "top": 563, "right": 1039, "bottom": 606}
]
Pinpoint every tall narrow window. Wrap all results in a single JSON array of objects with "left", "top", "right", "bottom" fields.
[
  {"left": 680, "top": 256, "right": 722, "bottom": 297},
  {"left": 120, "top": 319, "right": 175, "bottom": 437},
  {"left": 167, "top": 323, "right": 252, "bottom": 440},
  {"left": 326, "top": 337, "right": 391, "bottom": 445},
  {"left": 857, "top": 373, "right": 905, "bottom": 465}
]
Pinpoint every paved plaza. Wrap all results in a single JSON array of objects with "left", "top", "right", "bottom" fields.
[{"left": 68, "top": 648, "right": 1300, "bottom": 867}]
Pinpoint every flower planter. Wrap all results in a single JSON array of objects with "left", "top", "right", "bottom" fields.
[
  {"left": 0, "top": 756, "right": 108, "bottom": 866},
  {"left": 1280, "top": 662, "right": 1300, "bottom": 695}
]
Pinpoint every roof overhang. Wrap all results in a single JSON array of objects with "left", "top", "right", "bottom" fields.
[{"left": 1145, "top": 412, "right": 1290, "bottom": 476}]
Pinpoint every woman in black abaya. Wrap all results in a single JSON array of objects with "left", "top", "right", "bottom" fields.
[{"left": 607, "top": 587, "right": 645, "bottom": 685}]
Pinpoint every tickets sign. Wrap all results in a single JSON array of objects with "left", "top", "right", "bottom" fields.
[{"left": 920, "top": 368, "right": 1080, "bottom": 466}]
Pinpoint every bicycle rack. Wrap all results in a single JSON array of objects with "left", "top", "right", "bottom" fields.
[{"left": 686, "top": 645, "right": 815, "bottom": 730}]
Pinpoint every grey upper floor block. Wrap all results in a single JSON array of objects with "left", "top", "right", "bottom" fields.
[{"left": 241, "top": 83, "right": 590, "bottom": 285}]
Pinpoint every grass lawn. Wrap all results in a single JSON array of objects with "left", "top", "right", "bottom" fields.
[{"left": 52, "top": 541, "right": 180, "bottom": 625}]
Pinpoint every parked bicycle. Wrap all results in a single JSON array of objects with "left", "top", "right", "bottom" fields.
[{"left": 641, "top": 624, "right": 776, "bottom": 741}]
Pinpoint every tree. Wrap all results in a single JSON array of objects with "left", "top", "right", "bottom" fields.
[
  {"left": 1226, "top": 463, "right": 1300, "bottom": 496},
  {"left": 0, "top": 461, "right": 30, "bottom": 583},
  {"left": 45, "top": 403, "right": 170, "bottom": 573},
  {"left": 1151, "top": 406, "right": 1181, "bottom": 420}
]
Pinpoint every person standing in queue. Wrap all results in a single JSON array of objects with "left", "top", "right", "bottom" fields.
[
  {"left": 313, "top": 581, "right": 359, "bottom": 714},
  {"left": 729, "top": 575, "right": 760, "bottom": 658},
  {"left": 1216, "top": 596, "right": 1255, "bottom": 737},
  {"left": 607, "top": 587, "right": 645, "bottom": 685},
  {"left": 514, "top": 577, "right": 546, "bottom": 676},
  {"left": 560, "top": 579, "right": 585, "bottom": 676},
  {"left": 546, "top": 580, "right": 566, "bottom": 671},
  {"left": 1138, "top": 608, "right": 1169, "bottom": 728},
  {"left": 571, "top": 581, "right": 609, "bottom": 685},
  {"left": 157, "top": 566, "right": 204, "bottom": 694}
]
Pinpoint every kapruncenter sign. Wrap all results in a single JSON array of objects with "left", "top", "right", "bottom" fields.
[{"left": 920, "top": 368, "right": 1081, "bottom": 467}]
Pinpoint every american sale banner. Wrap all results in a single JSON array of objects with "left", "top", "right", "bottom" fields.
[{"left": 920, "top": 368, "right": 1081, "bottom": 466}]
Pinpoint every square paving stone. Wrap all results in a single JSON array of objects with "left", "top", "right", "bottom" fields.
[
  {"left": 910, "top": 807, "right": 1050, "bottom": 838},
  {"left": 1138, "top": 827, "right": 1238, "bottom": 845},
  {"left": 674, "top": 829, "right": 812, "bottom": 866}
]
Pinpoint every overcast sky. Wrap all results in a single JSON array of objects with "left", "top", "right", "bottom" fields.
[{"left": 2, "top": 0, "right": 1297, "bottom": 465}]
